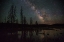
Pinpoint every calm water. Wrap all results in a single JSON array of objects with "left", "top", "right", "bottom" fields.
[{"left": 0, "top": 28, "right": 64, "bottom": 42}]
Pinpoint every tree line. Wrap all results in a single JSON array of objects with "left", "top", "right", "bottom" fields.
[{"left": 5, "top": 5, "right": 38, "bottom": 25}]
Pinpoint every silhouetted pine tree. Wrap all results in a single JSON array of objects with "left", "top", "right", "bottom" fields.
[
  {"left": 35, "top": 21, "right": 38, "bottom": 25},
  {"left": 20, "top": 6, "right": 23, "bottom": 24},
  {"left": 7, "top": 5, "right": 16, "bottom": 23},
  {"left": 24, "top": 16, "right": 26, "bottom": 24},
  {"left": 16, "top": 19, "right": 18, "bottom": 23},
  {"left": 14, "top": 6, "right": 16, "bottom": 22},
  {"left": 30, "top": 17, "right": 33, "bottom": 25},
  {"left": 5, "top": 17, "right": 6, "bottom": 23}
]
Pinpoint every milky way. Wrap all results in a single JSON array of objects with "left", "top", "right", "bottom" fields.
[
  {"left": 24, "top": 0, "right": 45, "bottom": 23},
  {"left": 23, "top": 0, "right": 64, "bottom": 24},
  {"left": 0, "top": 0, "right": 64, "bottom": 24}
]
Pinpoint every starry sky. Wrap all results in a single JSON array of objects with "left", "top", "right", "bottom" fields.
[{"left": 0, "top": 0, "right": 64, "bottom": 24}]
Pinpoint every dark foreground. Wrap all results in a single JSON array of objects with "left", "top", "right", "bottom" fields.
[
  {"left": 0, "top": 30, "right": 64, "bottom": 42},
  {"left": 0, "top": 23, "right": 64, "bottom": 42}
]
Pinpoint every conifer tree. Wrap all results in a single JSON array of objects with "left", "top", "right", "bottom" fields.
[
  {"left": 7, "top": 5, "right": 16, "bottom": 23},
  {"left": 24, "top": 16, "right": 26, "bottom": 24},
  {"left": 30, "top": 17, "right": 33, "bottom": 25},
  {"left": 20, "top": 6, "right": 23, "bottom": 24}
]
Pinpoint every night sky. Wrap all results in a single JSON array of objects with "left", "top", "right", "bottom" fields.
[{"left": 0, "top": 0, "right": 64, "bottom": 24}]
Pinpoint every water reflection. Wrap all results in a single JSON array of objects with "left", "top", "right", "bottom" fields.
[
  {"left": 16, "top": 28, "right": 64, "bottom": 42},
  {"left": 1, "top": 28, "right": 64, "bottom": 42}
]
